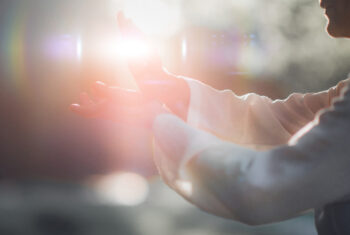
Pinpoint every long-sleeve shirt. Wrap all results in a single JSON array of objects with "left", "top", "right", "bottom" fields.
[{"left": 152, "top": 77, "right": 350, "bottom": 225}]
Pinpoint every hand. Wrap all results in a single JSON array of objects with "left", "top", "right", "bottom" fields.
[
  {"left": 117, "top": 12, "right": 165, "bottom": 92},
  {"left": 70, "top": 81, "right": 168, "bottom": 128},
  {"left": 117, "top": 12, "right": 190, "bottom": 119}
]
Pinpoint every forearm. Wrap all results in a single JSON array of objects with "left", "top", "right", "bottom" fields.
[
  {"left": 153, "top": 85, "right": 350, "bottom": 225},
  {"left": 151, "top": 72, "right": 349, "bottom": 148},
  {"left": 179, "top": 77, "right": 350, "bottom": 147},
  {"left": 181, "top": 78, "right": 293, "bottom": 146}
]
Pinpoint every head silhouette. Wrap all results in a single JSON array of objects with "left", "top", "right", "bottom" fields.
[{"left": 320, "top": 0, "right": 350, "bottom": 37}]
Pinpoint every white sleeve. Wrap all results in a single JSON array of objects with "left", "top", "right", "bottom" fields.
[
  {"left": 152, "top": 82, "right": 350, "bottom": 225},
  {"left": 183, "top": 77, "right": 349, "bottom": 148}
]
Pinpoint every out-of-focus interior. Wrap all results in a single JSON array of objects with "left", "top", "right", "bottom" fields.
[{"left": 1, "top": 0, "right": 350, "bottom": 234}]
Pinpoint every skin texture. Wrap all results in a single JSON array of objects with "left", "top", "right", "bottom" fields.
[{"left": 320, "top": 0, "right": 350, "bottom": 37}]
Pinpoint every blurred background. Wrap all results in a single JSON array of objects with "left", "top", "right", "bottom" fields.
[{"left": 1, "top": 0, "right": 350, "bottom": 234}]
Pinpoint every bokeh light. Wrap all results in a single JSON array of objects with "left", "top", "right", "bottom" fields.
[{"left": 95, "top": 172, "right": 149, "bottom": 206}]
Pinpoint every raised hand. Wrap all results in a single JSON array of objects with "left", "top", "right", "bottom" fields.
[
  {"left": 117, "top": 12, "right": 190, "bottom": 119},
  {"left": 117, "top": 12, "right": 164, "bottom": 88}
]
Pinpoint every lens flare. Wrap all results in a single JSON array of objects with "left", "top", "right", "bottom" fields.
[
  {"left": 44, "top": 35, "right": 82, "bottom": 60},
  {"left": 76, "top": 36, "right": 83, "bottom": 61},
  {"left": 97, "top": 37, "right": 152, "bottom": 59},
  {"left": 181, "top": 37, "right": 188, "bottom": 62},
  {"left": 1, "top": 2, "right": 28, "bottom": 93}
]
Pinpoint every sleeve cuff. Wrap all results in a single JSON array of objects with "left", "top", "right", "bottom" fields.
[{"left": 152, "top": 113, "right": 223, "bottom": 181}]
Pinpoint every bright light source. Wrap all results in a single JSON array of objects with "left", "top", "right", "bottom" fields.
[
  {"left": 97, "top": 37, "right": 151, "bottom": 60},
  {"left": 116, "top": 39, "right": 151, "bottom": 58},
  {"left": 96, "top": 172, "right": 149, "bottom": 206},
  {"left": 76, "top": 36, "right": 82, "bottom": 61},
  {"left": 181, "top": 37, "right": 187, "bottom": 61}
]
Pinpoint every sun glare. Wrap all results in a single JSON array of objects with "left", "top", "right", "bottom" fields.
[
  {"left": 117, "top": 39, "right": 151, "bottom": 58},
  {"left": 181, "top": 37, "right": 187, "bottom": 61},
  {"left": 76, "top": 36, "right": 82, "bottom": 61},
  {"left": 97, "top": 37, "right": 151, "bottom": 60}
]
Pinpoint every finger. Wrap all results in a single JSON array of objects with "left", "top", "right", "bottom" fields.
[
  {"left": 117, "top": 12, "right": 145, "bottom": 39},
  {"left": 91, "top": 81, "right": 108, "bottom": 98},
  {"left": 118, "top": 12, "right": 130, "bottom": 35},
  {"left": 93, "top": 82, "right": 145, "bottom": 105},
  {"left": 70, "top": 103, "right": 94, "bottom": 117},
  {"left": 70, "top": 103, "right": 81, "bottom": 113},
  {"left": 79, "top": 92, "right": 93, "bottom": 106},
  {"left": 124, "top": 17, "right": 146, "bottom": 36},
  {"left": 117, "top": 11, "right": 126, "bottom": 29},
  {"left": 70, "top": 100, "right": 108, "bottom": 118}
]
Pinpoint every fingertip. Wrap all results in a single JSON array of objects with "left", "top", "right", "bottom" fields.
[
  {"left": 70, "top": 103, "right": 80, "bottom": 112},
  {"left": 95, "top": 81, "right": 106, "bottom": 87},
  {"left": 117, "top": 11, "right": 126, "bottom": 25},
  {"left": 117, "top": 11, "right": 124, "bottom": 20},
  {"left": 93, "top": 81, "right": 108, "bottom": 96}
]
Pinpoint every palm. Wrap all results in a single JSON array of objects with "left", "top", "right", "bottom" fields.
[{"left": 70, "top": 82, "right": 166, "bottom": 127}]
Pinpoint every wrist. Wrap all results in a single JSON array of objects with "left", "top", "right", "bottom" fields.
[{"left": 140, "top": 68, "right": 190, "bottom": 120}]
